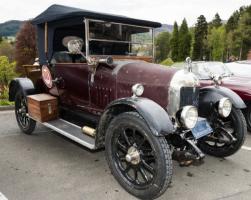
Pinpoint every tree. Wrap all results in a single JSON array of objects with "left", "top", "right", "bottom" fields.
[
  {"left": 0, "top": 41, "right": 15, "bottom": 62},
  {"left": 15, "top": 20, "right": 37, "bottom": 73},
  {"left": 225, "top": 5, "right": 251, "bottom": 60},
  {"left": 192, "top": 15, "right": 208, "bottom": 60},
  {"left": 155, "top": 32, "right": 171, "bottom": 63},
  {"left": 170, "top": 22, "right": 179, "bottom": 61},
  {"left": 0, "top": 56, "right": 17, "bottom": 86},
  {"left": 235, "top": 11, "right": 251, "bottom": 59},
  {"left": 208, "top": 26, "right": 226, "bottom": 61},
  {"left": 211, "top": 13, "right": 222, "bottom": 28},
  {"left": 178, "top": 18, "right": 191, "bottom": 61},
  {"left": 0, "top": 35, "right": 2, "bottom": 43}
]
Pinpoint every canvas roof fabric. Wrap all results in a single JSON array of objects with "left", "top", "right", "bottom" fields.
[{"left": 32, "top": 4, "right": 161, "bottom": 28}]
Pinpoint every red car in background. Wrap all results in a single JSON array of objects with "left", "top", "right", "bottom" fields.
[{"left": 175, "top": 61, "right": 251, "bottom": 132}]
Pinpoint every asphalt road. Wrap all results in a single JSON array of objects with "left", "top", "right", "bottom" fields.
[{"left": 0, "top": 111, "right": 251, "bottom": 200}]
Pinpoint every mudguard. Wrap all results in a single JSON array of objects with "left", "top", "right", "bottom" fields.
[
  {"left": 105, "top": 97, "right": 175, "bottom": 136},
  {"left": 9, "top": 78, "right": 36, "bottom": 101},
  {"left": 199, "top": 86, "right": 246, "bottom": 117}
]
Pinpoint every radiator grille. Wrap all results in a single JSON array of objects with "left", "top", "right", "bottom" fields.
[{"left": 180, "top": 87, "right": 199, "bottom": 108}]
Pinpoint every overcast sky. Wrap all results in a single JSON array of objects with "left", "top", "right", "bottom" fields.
[{"left": 0, "top": 0, "right": 250, "bottom": 25}]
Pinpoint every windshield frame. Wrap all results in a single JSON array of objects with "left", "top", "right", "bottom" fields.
[
  {"left": 192, "top": 62, "right": 232, "bottom": 80},
  {"left": 84, "top": 18, "right": 155, "bottom": 59}
]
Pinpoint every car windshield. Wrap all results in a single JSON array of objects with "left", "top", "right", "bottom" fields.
[
  {"left": 192, "top": 62, "right": 232, "bottom": 79},
  {"left": 225, "top": 62, "right": 251, "bottom": 77},
  {"left": 88, "top": 20, "right": 153, "bottom": 57}
]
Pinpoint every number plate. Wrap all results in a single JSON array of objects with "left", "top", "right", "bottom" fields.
[{"left": 191, "top": 118, "right": 213, "bottom": 139}]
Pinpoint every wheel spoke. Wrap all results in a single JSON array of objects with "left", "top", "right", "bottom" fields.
[
  {"left": 137, "top": 137, "right": 146, "bottom": 149},
  {"left": 124, "top": 164, "right": 132, "bottom": 173},
  {"left": 117, "top": 140, "right": 127, "bottom": 153},
  {"left": 141, "top": 160, "right": 154, "bottom": 174},
  {"left": 134, "top": 168, "right": 138, "bottom": 181},
  {"left": 139, "top": 167, "right": 149, "bottom": 182},
  {"left": 122, "top": 129, "right": 131, "bottom": 146}
]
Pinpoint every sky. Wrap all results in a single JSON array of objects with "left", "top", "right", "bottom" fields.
[{"left": 0, "top": 0, "right": 250, "bottom": 26}]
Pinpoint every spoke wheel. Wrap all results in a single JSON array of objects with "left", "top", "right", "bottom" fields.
[
  {"left": 15, "top": 91, "right": 36, "bottom": 134},
  {"left": 105, "top": 112, "right": 172, "bottom": 199},
  {"left": 113, "top": 126, "right": 156, "bottom": 187},
  {"left": 244, "top": 105, "right": 251, "bottom": 132},
  {"left": 198, "top": 107, "right": 246, "bottom": 157}
]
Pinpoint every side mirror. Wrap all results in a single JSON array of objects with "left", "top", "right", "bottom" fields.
[{"left": 185, "top": 57, "right": 192, "bottom": 72}]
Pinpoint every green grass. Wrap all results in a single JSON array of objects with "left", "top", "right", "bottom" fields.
[{"left": 0, "top": 99, "right": 14, "bottom": 106}]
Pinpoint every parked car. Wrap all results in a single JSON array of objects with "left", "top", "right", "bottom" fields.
[
  {"left": 9, "top": 5, "right": 247, "bottom": 199},
  {"left": 174, "top": 61, "right": 251, "bottom": 132},
  {"left": 226, "top": 60, "right": 251, "bottom": 78}
]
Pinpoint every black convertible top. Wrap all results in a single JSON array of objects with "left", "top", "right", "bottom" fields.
[{"left": 32, "top": 4, "right": 161, "bottom": 28}]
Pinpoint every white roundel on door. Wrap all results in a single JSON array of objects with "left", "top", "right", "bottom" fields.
[{"left": 42, "top": 65, "right": 53, "bottom": 88}]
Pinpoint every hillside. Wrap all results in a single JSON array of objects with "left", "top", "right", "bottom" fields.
[
  {"left": 0, "top": 20, "right": 23, "bottom": 36},
  {"left": 155, "top": 24, "right": 173, "bottom": 35}
]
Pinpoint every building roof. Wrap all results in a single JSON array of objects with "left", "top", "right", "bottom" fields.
[{"left": 32, "top": 4, "right": 161, "bottom": 28}]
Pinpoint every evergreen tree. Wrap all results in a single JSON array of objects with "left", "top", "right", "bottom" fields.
[
  {"left": 178, "top": 18, "right": 191, "bottom": 61},
  {"left": 192, "top": 15, "right": 208, "bottom": 60},
  {"left": 0, "top": 35, "right": 2, "bottom": 43},
  {"left": 211, "top": 13, "right": 222, "bottom": 28},
  {"left": 170, "top": 22, "right": 179, "bottom": 61},
  {"left": 155, "top": 32, "right": 171, "bottom": 63}
]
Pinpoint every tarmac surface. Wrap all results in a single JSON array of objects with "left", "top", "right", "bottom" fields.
[{"left": 0, "top": 110, "right": 251, "bottom": 200}]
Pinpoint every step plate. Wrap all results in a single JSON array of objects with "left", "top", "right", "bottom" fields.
[{"left": 43, "top": 119, "right": 96, "bottom": 149}]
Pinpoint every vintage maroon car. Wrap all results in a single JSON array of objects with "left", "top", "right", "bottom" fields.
[
  {"left": 8, "top": 5, "right": 247, "bottom": 199},
  {"left": 182, "top": 61, "right": 251, "bottom": 132}
]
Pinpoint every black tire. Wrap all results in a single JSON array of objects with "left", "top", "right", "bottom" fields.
[
  {"left": 105, "top": 112, "right": 172, "bottom": 200},
  {"left": 244, "top": 105, "right": 251, "bottom": 132},
  {"left": 15, "top": 90, "right": 36, "bottom": 134},
  {"left": 198, "top": 107, "right": 246, "bottom": 157}
]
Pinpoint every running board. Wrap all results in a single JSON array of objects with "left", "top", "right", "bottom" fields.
[{"left": 43, "top": 119, "right": 96, "bottom": 149}]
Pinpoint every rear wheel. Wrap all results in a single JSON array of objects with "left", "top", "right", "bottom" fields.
[
  {"left": 15, "top": 90, "right": 36, "bottom": 134},
  {"left": 105, "top": 112, "right": 172, "bottom": 200},
  {"left": 198, "top": 107, "right": 246, "bottom": 157}
]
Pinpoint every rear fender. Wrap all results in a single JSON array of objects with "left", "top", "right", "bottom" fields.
[{"left": 9, "top": 78, "right": 36, "bottom": 101}]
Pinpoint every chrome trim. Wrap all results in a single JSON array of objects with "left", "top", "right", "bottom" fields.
[
  {"left": 84, "top": 18, "right": 90, "bottom": 58},
  {"left": 167, "top": 69, "right": 200, "bottom": 118},
  {"left": 89, "top": 38, "right": 153, "bottom": 45},
  {"left": 152, "top": 28, "right": 155, "bottom": 62}
]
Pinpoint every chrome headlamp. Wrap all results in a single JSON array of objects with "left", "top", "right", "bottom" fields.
[
  {"left": 132, "top": 83, "right": 144, "bottom": 97},
  {"left": 218, "top": 98, "right": 232, "bottom": 117},
  {"left": 180, "top": 106, "right": 198, "bottom": 129}
]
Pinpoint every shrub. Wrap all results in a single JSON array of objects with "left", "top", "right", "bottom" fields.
[
  {"left": 160, "top": 58, "right": 174, "bottom": 67},
  {"left": 0, "top": 56, "right": 17, "bottom": 86}
]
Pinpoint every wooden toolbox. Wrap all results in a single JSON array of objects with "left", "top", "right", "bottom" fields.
[{"left": 27, "top": 94, "right": 58, "bottom": 122}]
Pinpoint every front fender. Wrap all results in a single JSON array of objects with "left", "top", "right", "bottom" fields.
[
  {"left": 199, "top": 86, "right": 246, "bottom": 117},
  {"left": 106, "top": 97, "right": 174, "bottom": 136},
  {"left": 9, "top": 78, "right": 36, "bottom": 101}
]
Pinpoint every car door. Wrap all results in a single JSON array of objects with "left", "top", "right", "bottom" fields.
[
  {"left": 89, "top": 65, "right": 116, "bottom": 113},
  {"left": 53, "top": 63, "right": 91, "bottom": 109}
]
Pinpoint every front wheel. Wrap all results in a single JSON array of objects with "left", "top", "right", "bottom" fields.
[
  {"left": 15, "top": 90, "right": 36, "bottom": 134},
  {"left": 198, "top": 107, "right": 246, "bottom": 157},
  {"left": 244, "top": 104, "right": 251, "bottom": 132},
  {"left": 105, "top": 112, "right": 172, "bottom": 200}
]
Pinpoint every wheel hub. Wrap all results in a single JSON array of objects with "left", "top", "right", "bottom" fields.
[{"left": 125, "top": 146, "right": 140, "bottom": 165}]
